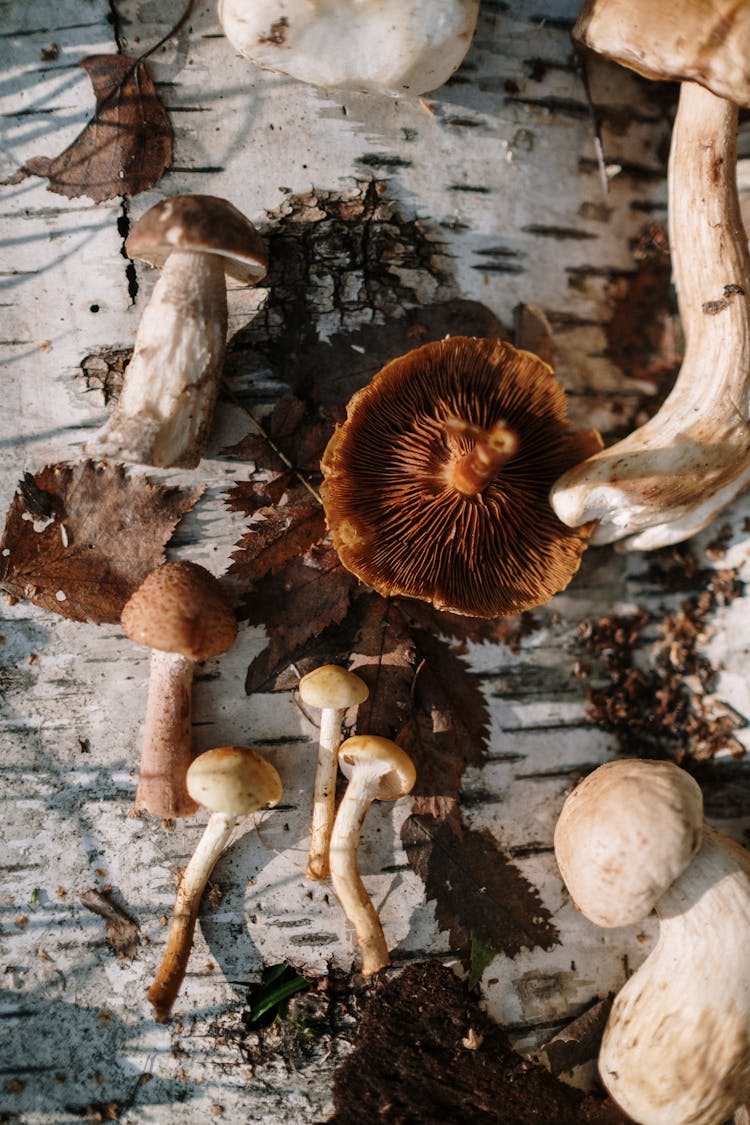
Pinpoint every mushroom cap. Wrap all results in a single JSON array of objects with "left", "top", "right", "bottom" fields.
[
  {"left": 320, "top": 336, "right": 602, "bottom": 618},
  {"left": 573, "top": 0, "right": 750, "bottom": 105},
  {"left": 187, "top": 745, "right": 283, "bottom": 816},
  {"left": 218, "top": 0, "right": 480, "bottom": 97},
  {"left": 121, "top": 561, "right": 238, "bottom": 661},
  {"left": 125, "top": 195, "right": 268, "bottom": 284},
  {"left": 338, "top": 735, "right": 416, "bottom": 801},
  {"left": 299, "top": 664, "right": 369, "bottom": 710},
  {"left": 554, "top": 759, "right": 704, "bottom": 927}
]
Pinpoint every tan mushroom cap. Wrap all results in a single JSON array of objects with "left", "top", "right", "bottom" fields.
[
  {"left": 554, "top": 759, "right": 704, "bottom": 928},
  {"left": 187, "top": 745, "right": 282, "bottom": 816},
  {"left": 125, "top": 194, "right": 268, "bottom": 285},
  {"left": 320, "top": 336, "right": 602, "bottom": 618},
  {"left": 338, "top": 735, "right": 416, "bottom": 802},
  {"left": 121, "top": 561, "right": 238, "bottom": 661},
  {"left": 574, "top": 0, "right": 750, "bottom": 105},
  {"left": 299, "top": 664, "right": 369, "bottom": 710}
]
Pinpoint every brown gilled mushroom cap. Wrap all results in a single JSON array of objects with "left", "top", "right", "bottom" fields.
[
  {"left": 125, "top": 195, "right": 268, "bottom": 285},
  {"left": 320, "top": 337, "right": 601, "bottom": 618},
  {"left": 121, "top": 561, "right": 238, "bottom": 661}
]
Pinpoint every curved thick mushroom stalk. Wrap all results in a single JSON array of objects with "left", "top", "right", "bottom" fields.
[
  {"left": 321, "top": 336, "right": 602, "bottom": 618},
  {"left": 554, "top": 759, "right": 750, "bottom": 1125},
  {"left": 87, "top": 195, "right": 267, "bottom": 469},
  {"left": 218, "top": 0, "right": 480, "bottom": 97},
  {"left": 551, "top": 4, "right": 750, "bottom": 550}
]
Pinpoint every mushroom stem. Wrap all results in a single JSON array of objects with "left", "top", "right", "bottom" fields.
[
  {"left": 551, "top": 81, "right": 750, "bottom": 548},
  {"left": 89, "top": 250, "right": 228, "bottom": 469},
  {"left": 446, "top": 417, "right": 520, "bottom": 496},
  {"left": 599, "top": 827, "right": 750, "bottom": 1125},
  {"left": 306, "top": 706, "right": 346, "bottom": 882},
  {"left": 135, "top": 649, "right": 199, "bottom": 819},
  {"left": 147, "top": 811, "right": 235, "bottom": 1023},
  {"left": 329, "top": 765, "right": 390, "bottom": 977}
]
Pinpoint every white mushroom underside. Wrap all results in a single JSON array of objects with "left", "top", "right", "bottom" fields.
[
  {"left": 218, "top": 0, "right": 480, "bottom": 96},
  {"left": 599, "top": 828, "right": 750, "bottom": 1125},
  {"left": 87, "top": 251, "right": 228, "bottom": 469}
]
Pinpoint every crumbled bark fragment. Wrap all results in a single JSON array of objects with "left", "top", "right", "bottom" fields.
[{"left": 330, "top": 962, "right": 628, "bottom": 1124}]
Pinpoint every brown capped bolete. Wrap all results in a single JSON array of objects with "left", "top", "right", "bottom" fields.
[
  {"left": 320, "top": 337, "right": 601, "bottom": 617},
  {"left": 121, "top": 561, "right": 238, "bottom": 819},
  {"left": 551, "top": 1, "right": 750, "bottom": 549},
  {"left": 298, "top": 664, "right": 369, "bottom": 882},
  {"left": 555, "top": 758, "right": 750, "bottom": 1125},
  {"left": 87, "top": 194, "right": 267, "bottom": 468},
  {"left": 330, "top": 734, "right": 416, "bottom": 977},
  {"left": 147, "top": 745, "right": 282, "bottom": 1022}
]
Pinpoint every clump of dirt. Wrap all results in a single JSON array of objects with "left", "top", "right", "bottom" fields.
[
  {"left": 329, "top": 962, "right": 627, "bottom": 1124},
  {"left": 576, "top": 546, "right": 744, "bottom": 762}
]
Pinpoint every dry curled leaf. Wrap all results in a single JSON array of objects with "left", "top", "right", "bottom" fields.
[
  {"left": 0, "top": 461, "right": 203, "bottom": 623},
  {"left": 80, "top": 888, "right": 140, "bottom": 961},
  {"left": 16, "top": 55, "right": 172, "bottom": 202}
]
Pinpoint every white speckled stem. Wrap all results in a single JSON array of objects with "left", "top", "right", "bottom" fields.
[
  {"left": 87, "top": 250, "right": 228, "bottom": 468},
  {"left": 147, "top": 811, "right": 235, "bottom": 1022},
  {"left": 135, "top": 649, "right": 199, "bottom": 819},
  {"left": 306, "top": 707, "right": 345, "bottom": 882},
  {"left": 329, "top": 765, "right": 389, "bottom": 977}
]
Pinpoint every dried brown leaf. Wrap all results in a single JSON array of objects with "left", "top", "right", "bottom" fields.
[
  {"left": 0, "top": 462, "right": 203, "bottom": 623},
  {"left": 402, "top": 807, "right": 558, "bottom": 965},
  {"left": 80, "top": 888, "right": 140, "bottom": 961},
  {"left": 19, "top": 55, "right": 172, "bottom": 202},
  {"left": 222, "top": 395, "right": 333, "bottom": 474},
  {"left": 228, "top": 490, "right": 327, "bottom": 584},
  {"left": 244, "top": 542, "right": 359, "bottom": 694}
]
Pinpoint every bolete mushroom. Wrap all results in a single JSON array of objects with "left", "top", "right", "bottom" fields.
[
  {"left": 147, "top": 744, "right": 282, "bottom": 1022},
  {"left": 320, "top": 336, "right": 602, "bottom": 617},
  {"left": 550, "top": 1, "right": 750, "bottom": 550},
  {"left": 218, "top": 0, "right": 480, "bottom": 97},
  {"left": 329, "top": 734, "right": 416, "bottom": 977},
  {"left": 554, "top": 758, "right": 750, "bottom": 1125},
  {"left": 87, "top": 194, "right": 267, "bottom": 469},
  {"left": 298, "top": 664, "right": 369, "bottom": 882},
  {"left": 121, "top": 561, "right": 238, "bottom": 819}
]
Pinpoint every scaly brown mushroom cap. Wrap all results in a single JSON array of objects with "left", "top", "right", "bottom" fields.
[
  {"left": 126, "top": 194, "right": 268, "bottom": 285},
  {"left": 320, "top": 337, "right": 601, "bottom": 618},
  {"left": 121, "top": 561, "right": 238, "bottom": 661}
]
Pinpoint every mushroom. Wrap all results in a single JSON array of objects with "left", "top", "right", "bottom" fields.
[
  {"left": 550, "top": 1, "right": 750, "bottom": 550},
  {"left": 147, "top": 744, "right": 282, "bottom": 1022},
  {"left": 218, "top": 0, "right": 480, "bottom": 97},
  {"left": 87, "top": 194, "right": 267, "bottom": 469},
  {"left": 298, "top": 664, "right": 370, "bottom": 882},
  {"left": 120, "top": 561, "right": 238, "bottom": 819},
  {"left": 554, "top": 758, "right": 750, "bottom": 1125},
  {"left": 329, "top": 734, "right": 416, "bottom": 977},
  {"left": 320, "top": 336, "right": 602, "bottom": 618}
]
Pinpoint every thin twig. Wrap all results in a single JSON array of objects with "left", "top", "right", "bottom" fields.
[
  {"left": 221, "top": 379, "right": 324, "bottom": 506},
  {"left": 574, "top": 49, "right": 609, "bottom": 197}
]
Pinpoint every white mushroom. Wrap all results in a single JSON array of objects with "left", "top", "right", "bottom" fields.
[
  {"left": 298, "top": 665, "right": 369, "bottom": 882},
  {"left": 87, "top": 194, "right": 267, "bottom": 469},
  {"left": 218, "top": 0, "right": 480, "bottom": 97},
  {"left": 554, "top": 758, "right": 750, "bottom": 1125},
  {"left": 550, "top": 1, "right": 750, "bottom": 550},
  {"left": 330, "top": 734, "right": 415, "bottom": 977},
  {"left": 147, "top": 745, "right": 282, "bottom": 1022}
]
